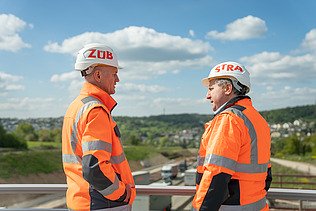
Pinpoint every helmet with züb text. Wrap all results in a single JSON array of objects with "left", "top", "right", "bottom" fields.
[{"left": 75, "top": 43, "right": 121, "bottom": 73}]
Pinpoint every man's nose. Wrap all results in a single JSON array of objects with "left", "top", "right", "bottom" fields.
[{"left": 206, "top": 90, "right": 211, "bottom": 99}]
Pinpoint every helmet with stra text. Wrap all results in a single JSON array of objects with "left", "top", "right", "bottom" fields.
[
  {"left": 201, "top": 61, "right": 251, "bottom": 93},
  {"left": 75, "top": 43, "right": 121, "bottom": 76}
]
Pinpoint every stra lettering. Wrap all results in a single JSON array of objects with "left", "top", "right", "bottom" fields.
[{"left": 214, "top": 64, "right": 243, "bottom": 72}]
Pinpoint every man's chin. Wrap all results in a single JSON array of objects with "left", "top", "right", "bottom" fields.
[{"left": 211, "top": 105, "right": 216, "bottom": 111}]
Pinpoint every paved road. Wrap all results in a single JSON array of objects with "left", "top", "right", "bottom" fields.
[{"left": 271, "top": 158, "right": 316, "bottom": 175}]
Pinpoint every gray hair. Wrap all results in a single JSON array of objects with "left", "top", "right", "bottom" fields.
[{"left": 215, "top": 78, "right": 248, "bottom": 95}]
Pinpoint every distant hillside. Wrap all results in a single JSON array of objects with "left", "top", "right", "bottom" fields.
[
  {"left": 260, "top": 104, "right": 316, "bottom": 124},
  {"left": 115, "top": 113, "right": 211, "bottom": 129},
  {"left": 115, "top": 104, "right": 315, "bottom": 127},
  {"left": 0, "top": 104, "right": 315, "bottom": 131}
]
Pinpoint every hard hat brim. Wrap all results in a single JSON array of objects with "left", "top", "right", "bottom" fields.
[{"left": 201, "top": 77, "right": 209, "bottom": 87}]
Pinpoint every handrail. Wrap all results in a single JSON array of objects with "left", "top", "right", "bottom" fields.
[
  {"left": 0, "top": 184, "right": 316, "bottom": 201},
  {"left": 0, "top": 184, "right": 67, "bottom": 194}
]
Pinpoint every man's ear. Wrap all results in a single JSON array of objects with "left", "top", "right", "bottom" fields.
[
  {"left": 225, "top": 83, "right": 233, "bottom": 95},
  {"left": 93, "top": 70, "right": 101, "bottom": 82}
]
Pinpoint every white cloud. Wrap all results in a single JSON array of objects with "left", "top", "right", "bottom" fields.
[
  {"left": 47, "top": 26, "right": 214, "bottom": 97},
  {"left": 117, "top": 83, "right": 167, "bottom": 94},
  {"left": 120, "top": 55, "right": 213, "bottom": 80},
  {"left": 206, "top": 15, "right": 267, "bottom": 41},
  {"left": 254, "top": 86, "right": 316, "bottom": 111},
  {"left": 236, "top": 29, "right": 316, "bottom": 111},
  {"left": 50, "top": 71, "right": 83, "bottom": 98},
  {"left": 153, "top": 97, "right": 201, "bottom": 106},
  {"left": 189, "top": 29, "right": 195, "bottom": 37},
  {"left": 112, "top": 95, "right": 207, "bottom": 116},
  {"left": 0, "top": 71, "right": 24, "bottom": 92},
  {"left": 50, "top": 71, "right": 80, "bottom": 82},
  {"left": 0, "top": 97, "right": 54, "bottom": 111},
  {"left": 68, "top": 79, "right": 84, "bottom": 97},
  {"left": 150, "top": 97, "right": 207, "bottom": 114},
  {"left": 0, "top": 14, "right": 31, "bottom": 52},
  {"left": 240, "top": 51, "right": 316, "bottom": 80},
  {"left": 301, "top": 29, "right": 316, "bottom": 53},
  {"left": 44, "top": 26, "right": 212, "bottom": 61}
]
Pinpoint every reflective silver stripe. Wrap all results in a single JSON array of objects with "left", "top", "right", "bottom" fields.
[
  {"left": 98, "top": 176, "right": 120, "bottom": 196},
  {"left": 225, "top": 107, "right": 258, "bottom": 164},
  {"left": 69, "top": 204, "right": 131, "bottom": 211},
  {"left": 205, "top": 154, "right": 236, "bottom": 171},
  {"left": 62, "top": 154, "right": 80, "bottom": 164},
  {"left": 110, "top": 152, "right": 126, "bottom": 164},
  {"left": 204, "top": 153, "right": 268, "bottom": 173},
  {"left": 219, "top": 197, "right": 266, "bottom": 211},
  {"left": 197, "top": 155, "right": 205, "bottom": 167},
  {"left": 70, "top": 96, "right": 104, "bottom": 163},
  {"left": 94, "top": 204, "right": 132, "bottom": 211},
  {"left": 236, "top": 162, "right": 268, "bottom": 173},
  {"left": 82, "top": 140, "right": 112, "bottom": 153}
]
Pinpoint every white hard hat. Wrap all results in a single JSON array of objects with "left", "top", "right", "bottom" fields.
[
  {"left": 201, "top": 61, "right": 251, "bottom": 93},
  {"left": 75, "top": 43, "right": 121, "bottom": 71}
]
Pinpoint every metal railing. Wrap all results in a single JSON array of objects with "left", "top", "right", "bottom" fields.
[
  {"left": 0, "top": 184, "right": 316, "bottom": 210},
  {"left": 272, "top": 174, "right": 316, "bottom": 189}
]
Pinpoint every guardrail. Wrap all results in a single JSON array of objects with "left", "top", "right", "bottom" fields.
[
  {"left": 0, "top": 184, "right": 316, "bottom": 210},
  {"left": 272, "top": 174, "right": 316, "bottom": 189}
]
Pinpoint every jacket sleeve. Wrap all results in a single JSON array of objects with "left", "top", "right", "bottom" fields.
[
  {"left": 81, "top": 107, "right": 127, "bottom": 201},
  {"left": 194, "top": 114, "right": 242, "bottom": 210}
]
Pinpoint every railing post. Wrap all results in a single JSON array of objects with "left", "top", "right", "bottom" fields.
[{"left": 299, "top": 200, "right": 303, "bottom": 211}]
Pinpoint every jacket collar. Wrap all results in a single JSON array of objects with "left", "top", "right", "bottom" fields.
[
  {"left": 213, "top": 95, "right": 251, "bottom": 116},
  {"left": 80, "top": 82, "right": 117, "bottom": 112}
]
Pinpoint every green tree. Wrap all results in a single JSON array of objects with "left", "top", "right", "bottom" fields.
[
  {"left": 284, "top": 136, "right": 301, "bottom": 155},
  {"left": 159, "top": 136, "right": 169, "bottom": 147},
  {"left": 301, "top": 136, "right": 313, "bottom": 156},
  {"left": 36, "top": 128, "right": 61, "bottom": 142},
  {"left": 271, "top": 138, "right": 286, "bottom": 156},
  {"left": 129, "top": 132, "right": 141, "bottom": 146},
  {"left": 37, "top": 129, "right": 53, "bottom": 142},
  {"left": 14, "top": 122, "right": 38, "bottom": 142},
  {"left": 0, "top": 124, "right": 6, "bottom": 141},
  {"left": 0, "top": 124, "right": 27, "bottom": 149},
  {"left": 311, "top": 134, "right": 316, "bottom": 156},
  {"left": 52, "top": 128, "right": 62, "bottom": 142}
]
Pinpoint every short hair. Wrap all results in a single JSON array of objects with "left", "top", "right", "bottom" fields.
[{"left": 215, "top": 78, "right": 248, "bottom": 95}]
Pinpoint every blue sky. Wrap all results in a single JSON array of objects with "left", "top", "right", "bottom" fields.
[{"left": 0, "top": 0, "right": 315, "bottom": 118}]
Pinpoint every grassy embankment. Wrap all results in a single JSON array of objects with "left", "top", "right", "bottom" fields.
[
  {"left": 0, "top": 150, "right": 62, "bottom": 179},
  {"left": 0, "top": 143, "right": 190, "bottom": 179},
  {"left": 1, "top": 142, "right": 315, "bottom": 189}
]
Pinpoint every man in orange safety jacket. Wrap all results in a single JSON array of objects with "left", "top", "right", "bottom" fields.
[
  {"left": 62, "top": 43, "right": 135, "bottom": 211},
  {"left": 192, "top": 61, "right": 272, "bottom": 211}
]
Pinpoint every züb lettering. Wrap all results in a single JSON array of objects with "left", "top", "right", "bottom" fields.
[{"left": 86, "top": 49, "right": 113, "bottom": 60}]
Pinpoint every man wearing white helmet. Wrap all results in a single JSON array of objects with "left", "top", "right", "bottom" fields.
[
  {"left": 62, "top": 43, "right": 135, "bottom": 211},
  {"left": 192, "top": 61, "right": 272, "bottom": 211}
]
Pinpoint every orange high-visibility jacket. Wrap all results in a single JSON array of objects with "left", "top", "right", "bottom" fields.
[
  {"left": 62, "top": 82, "right": 136, "bottom": 211},
  {"left": 192, "top": 96, "right": 271, "bottom": 211}
]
